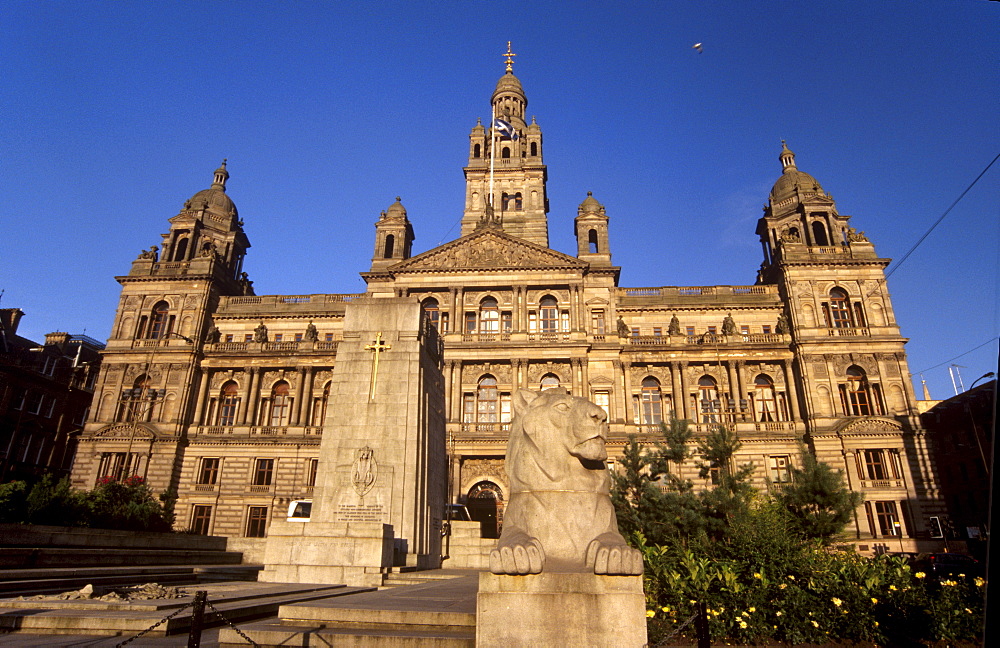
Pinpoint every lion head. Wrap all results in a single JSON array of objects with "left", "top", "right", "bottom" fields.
[{"left": 506, "top": 388, "right": 610, "bottom": 490}]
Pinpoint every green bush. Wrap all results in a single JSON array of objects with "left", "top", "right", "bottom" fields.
[
  {"left": 0, "top": 480, "right": 29, "bottom": 523},
  {"left": 25, "top": 475, "right": 87, "bottom": 526},
  {"left": 85, "top": 475, "right": 173, "bottom": 532}
]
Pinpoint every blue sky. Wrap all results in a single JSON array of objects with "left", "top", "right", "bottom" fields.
[{"left": 2, "top": 1, "right": 997, "bottom": 399}]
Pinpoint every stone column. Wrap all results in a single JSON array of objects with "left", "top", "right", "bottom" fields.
[
  {"left": 292, "top": 367, "right": 307, "bottom": 425},
  {"left": 726, "top": 361, "right": 739, "bottom": 406},
  {"left": 782, "top": 359, "right": 801, "bottom": 421},
  {"left": 622, "top": 361, "right": 633, "bottom": 424},
  {"left": 192, "top": 368, "right": 210, "bottom": 426},
  {"left": 678, "top": 362, "right": 690, "bottom": 421},
  {"left": 237, "top": 367, "right": 253, "bottom": 425},
  {"left": 245, "top": 367, "right": 261, "bottom": 426}
]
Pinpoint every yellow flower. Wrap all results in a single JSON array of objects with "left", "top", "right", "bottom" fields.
[
  {"left": 748, "top": 607, "right": 756, "bottom": 613},
  {"left": 832, "top": 597, "right": 842, "bottom": 607},
  {"left": 779, "top": 583, "right": 787, "bottom": 590},
  {"left": 965, "top": 608, "right": 973, "bottom": 614},
  {"left": 942, "top": 579, "right": 957, "bottom": 587},
  {"left": 889, "top": 584, "right": 898, "bottom": 591},
  {"left": 753, "top": 572, "right": 762, "bottom": 579},
  {"left": 775, "top": 611, "right": 782, "bottom": 617},
  {"left": 871, "top": 597, "right": 878, "bottom": 604},
  {"left": 738, "top": 620, "right": 748, "bottom": 629},
  {"left": 811, "top": 620, "right": 819, "bottom": 628},
  {"left": 661, "top": 606, "right": 670, "bottom": 612},
  {"left": 646, "top": 609, "right": 655, "bottom": 618},
  {"left": 788, "top": 574, "right": 796, "bottom": 580},
  {"left": 915, "top": 571, "right": 926, "bottom": 579},
  {"left": 874, "top": 621, "right": 879, "bottom": 627},
  {"left": 975, "top": 577, "right": 985, "bottom": 587}
]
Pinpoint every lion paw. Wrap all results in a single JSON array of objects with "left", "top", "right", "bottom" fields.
[
  {"left": 586, "top": 539, "right": 644, "bottom": 575},
  {"left": 490, "top": 536, "right": 545, "bottom": 575}
]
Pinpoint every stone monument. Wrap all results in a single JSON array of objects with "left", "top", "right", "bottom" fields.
[
  {"left": 477, "top": 388, "right": 647, "bottom": 647},
  {"left": 261, "top": 297, "right": 445, "bottom": 587}
]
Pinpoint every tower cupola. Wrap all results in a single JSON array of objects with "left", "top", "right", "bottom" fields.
[{"left": 370, "top": 196, "right": 414, "bottom": 272}]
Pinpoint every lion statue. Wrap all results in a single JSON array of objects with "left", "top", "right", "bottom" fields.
[{"left": 489, "top": 388, "right": 643, "bottom": 575}]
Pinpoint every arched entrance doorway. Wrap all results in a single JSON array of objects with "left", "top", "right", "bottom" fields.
[{"left": 467, "top": 481, "right": 504, "bottom": 539}]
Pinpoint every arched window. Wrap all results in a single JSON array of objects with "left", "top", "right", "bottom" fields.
[
  {"left": 173, "top": 237, "right": 189, "bottom": 262},
  {"left": 841, "top": 366, "right": 879, "bottom": 416},
  {"left": 811, "top": 220, "right": 829, "bottom": 246},
  {"left": 588, "top": 229, "right": 599, "bottom": 253},
  {"left": 422, "top": 298, "right": 440, "bottom": 330},
  {"left": 218, "top": 381, "right": 239, "bottom": 426},
  {"left": 474, "top": 143, "right": 481, "bottom": 158},
  {"left": 540, "top": 374, "right": 560, "bottom": 391},
  {"left": 121, "top": 374, "right": 152, "bottom": 422},
  {"left": 640, "top": 377, "right": 663, "bottom": 425},
  {"left": 148, "top": 301, "right": 172, "bottom": 339},
  {"left": 478, "top": 297, "right": 499, "bottom": 336},
  {"left": 383, "top": 234, "right": 395, "bottom": 259},
  {"left": 501, "top": 146, "right": 510, "bottom": 159},
  {"left": 463, "top": 375, "right": 513, "bottom": 424},
  {"left": 268, "top": 381, "right": 291, "bottom": 427},
  {"left": 752, "top": 375, "right": 778, "bottom": 422},
  {"left": 539, "top": 296, "right": 558, "bottom": 333},
  {"left": 698, "top": 376, "right": 719, "bottom": 423},
  {"left": 530, "top": 142, "right": 538, "bottom": 156},
  {"left": 514, "top": 193, "right": 522, "bottom": 209},
  {"left": 827, "top": 288, "right": 854, "bottom": 329}
]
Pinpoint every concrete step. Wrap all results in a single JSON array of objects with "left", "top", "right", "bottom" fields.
[
  {"left": 0, "top": 582, "right": 370, "bottom": 637},
  {"left": 0, "top": 547, "right": 243, "bottom": 569},
  {"left": 219, "top": 620, "right": 475, "bottom": 647},
  {"left": 0, "top": 564, "right": 263, "bottom": 597}
]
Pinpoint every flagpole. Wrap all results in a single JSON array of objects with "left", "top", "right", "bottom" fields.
[{"left": 489, "top": 103, "right": 496, "bottom": 209}]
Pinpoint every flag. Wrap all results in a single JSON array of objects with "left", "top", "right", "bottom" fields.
[{"left": 493, "top": 118, "right": 519, "bottom": 140}]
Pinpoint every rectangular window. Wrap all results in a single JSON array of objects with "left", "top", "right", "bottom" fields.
[
  {"left": 560, "top": 311, "right": 570, "bottom": 332},
  {"left": 27, "top": 392, "right": 44, "bottom": 415},
  {"left": 244, "top": 334, "right": 253, "bottom": 342},
  {"left": 592, "top": 391, "right": 610, "bottom": 416},
  {"left": 707, "top": 326, "right": 717, "bottom": 335},
  {"left": 225, "top": 334, "right": 234, "bottom": 342},
  {"left": 245, "top": 506, "right": 268, "bottom": 538},
  {"left": 874, "top": 501, "right": 899, "bottom": 537},
  {"left": 44, "top": 397, "right": 57, "bottom": 418},
  {"left": 307, "top": 458, "right": 319, "bottom": 487},
  {"left": 863, "top": 449, "right": 896, "bottom": 480},
  {"left": 273, "top": 334, "right": 283, "bottom": 342},
  {"left": 252, "top": 458, "right": 274, "bottom": 486},
  {"left": 325, "top": 333, "right": 334, "bottom": 342},
  {"left": 591, "top": 309, "right": 606, "bottom": 335},
  {"left": 769, "top": 455, "right": 791, "bottom": 483},
  {"left": 294, "top": 333, "right": 303, "bottom": 342},
  {"left": 462, "top": 393, "right": 475, "bottom": 423},
  {"left": 465, "top": 312, "right": 477, "bottom": 333},
  {"left": 198, "top": 457, "right": 220, "bottom": 485},
  {"left": 631, "top": 327, "right": 640, "bottom": 337},
  {"left": 440, "top": 312, "right": 450, "bottom": 333},
  {"left": 685, "top": 326, "right": 695, "bottom": 336},
  {"left": 652, "top": 327, "right": 662, "bottom": 337},
  {"left": 740, "top": 325, "right": 750, "bottom": 335},
  {"left": 501, "top": 311, "right": 513, "bottom": 332},
  {"left": 191, "top": 505, "right": 212, "bottom": 535},
  {"left": 762, "top": 325, "right": 772, "bottom": 334}
]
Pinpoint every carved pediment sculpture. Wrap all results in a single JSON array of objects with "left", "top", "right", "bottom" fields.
[
  {"left": 94, "top": 423, "right": 157, "bottom": 439},
  {"left": 388, "top": 230, "right": 587, "bottom": 273}
]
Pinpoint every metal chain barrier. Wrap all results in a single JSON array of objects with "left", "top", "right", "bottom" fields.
[
  {"left": 652, "top": 611, "right": 700, "bottom": 647},
  {"left": 205, "top": 598, "right": 261, "bottom": 647},
  {"left": 115, "top": 602, "right": 191, "bottom": 647}
]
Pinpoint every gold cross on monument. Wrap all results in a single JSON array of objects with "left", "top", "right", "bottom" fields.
[
  {"left": 503, "top": 41, "right": 516, "bottom": 72},
  {"left": 364, "top": 332, "right": 391, "bottom": 400}
]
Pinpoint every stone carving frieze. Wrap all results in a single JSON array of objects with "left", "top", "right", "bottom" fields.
[
  {"left": 124, "top": 296, "right": 142, "bottom": 309},
  {"left": 463, "top": 363, "right": 512, "bottom": 384},
  {"left": 183, "top": 295, "right": 200, "bottom": 310},
  {"left": 527, "top": 362, "right": 566, "bottom": 383},
  {"left": 389, "top": 230, "right": 587, "bottom": 272},
  {"left": 462, "top": 458, "right": 508, "bottom": 490},
  {"left": 839, "top": 418, "right": 903, "bottom": 437},
  {"left": 94, "top": 423, "right": 157, "bottom": 439}
]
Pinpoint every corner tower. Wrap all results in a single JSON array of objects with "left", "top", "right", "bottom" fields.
[{"left": 460, "top": 43, "right": 549, "bottom": 246}]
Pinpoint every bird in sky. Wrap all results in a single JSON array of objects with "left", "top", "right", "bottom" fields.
[{"left": 692, "top": 42, "right": 703, "bottom": 53}]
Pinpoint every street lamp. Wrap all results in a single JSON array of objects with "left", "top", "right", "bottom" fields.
[{"left": 969, "top": 372, "right": 995, "bottom": 390}]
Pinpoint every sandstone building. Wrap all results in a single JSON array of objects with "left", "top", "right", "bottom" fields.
[{"left": 70, "top": 57, "right": 942, "bottom": 559}]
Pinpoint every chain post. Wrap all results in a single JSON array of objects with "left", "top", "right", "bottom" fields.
[
  {"left": 187, "top": 590, "right": 207, "bottom": 647},
  {"left": 696, "top": 600, "right": 711, "bottom": 648}
]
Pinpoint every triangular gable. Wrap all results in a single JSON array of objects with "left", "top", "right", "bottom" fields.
[{"left": 388, "top": 229, "right": 587, "bottom": 273}]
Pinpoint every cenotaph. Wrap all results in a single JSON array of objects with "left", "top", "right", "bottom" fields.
[
  {"left": 476, "top": 388, "right": 647, "bottom": 647},
  {"left": 261, "top": 297, "right": 446, "bottom": 587}
]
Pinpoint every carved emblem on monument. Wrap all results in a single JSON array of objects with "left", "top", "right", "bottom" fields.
[{"left": 352, "top": 446, "right": 378, "bottom": 498}]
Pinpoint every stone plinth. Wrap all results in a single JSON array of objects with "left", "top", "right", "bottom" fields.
[
  {"left": 476, "top": 571, "right": 647, "bottom": 647},
  {"left": 260, "top": 521, "right": 393, "bottom": 588}
]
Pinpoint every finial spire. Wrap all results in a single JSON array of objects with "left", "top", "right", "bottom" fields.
[
  {"left": 213, "top": 158, "right": 229, "bottom": 189},
  {"left": 503, "top": 41, "right": 516, "bottom": 73},
  {"left": 779, "top": 140, "right": 796, "bottom": 173}
]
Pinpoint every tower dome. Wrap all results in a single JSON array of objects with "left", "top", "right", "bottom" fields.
[
  {"left": 579, "top": 191, "right": 603, "bottom": 213},
  {"left": 769, "top": 141, "right": 823, "bottom": 202},
  {"left": 184, "top": 160, "right": 238, "bottom": 219}
]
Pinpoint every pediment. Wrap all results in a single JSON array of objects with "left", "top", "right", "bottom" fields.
[
  {"left": 93, "top": 423, "right": 158, "bottom": 439},
  {"left": 836, "top": 418, "right": 904, "bottom": 437},
  {"left": 388, "top": 229, "right": 587, "bottom": 273}
]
